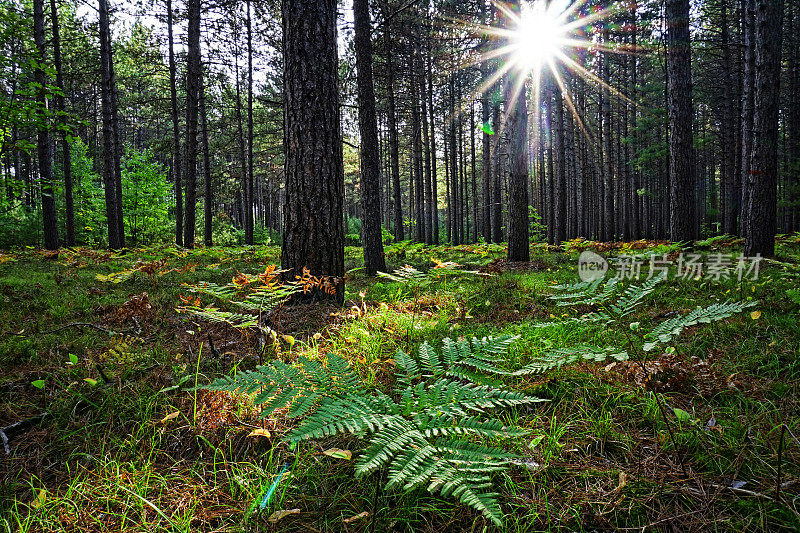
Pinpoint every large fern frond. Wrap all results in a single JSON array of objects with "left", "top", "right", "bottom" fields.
[
  {"left": 513, "top": 346, "right": 629, "bottom": 374},
  {"left": 199, "top": 335, "right": 542, "bottom": 526},
  {"left": 643, "top": 299, "right": 758, "bottom": 352}
]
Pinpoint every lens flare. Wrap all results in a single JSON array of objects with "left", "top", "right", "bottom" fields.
[{"left": 510, "top": 1, "right": 567, "bottom": 72}]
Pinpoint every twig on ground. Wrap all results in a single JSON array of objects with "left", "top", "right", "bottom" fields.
[
  {"left": 12, "top": 321, "right": 139, "bottom": 337},
  {"left": 0, "top": 412, "right": 49, "bottom": 455}
]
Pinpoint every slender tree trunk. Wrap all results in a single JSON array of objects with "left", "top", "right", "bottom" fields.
[
  {"left": 481, "top": 91, "right": 492, "bottom": 243},
  {"left": 108, "top": 10, "right": 124, "bottom": 246},
  {"left": 504, "top": 1, "right": 529, "bottom": 260},
  {"left": 739, "top": 0, "right": 755, "bottom": 236},
  {"left": 666, "top": 0, "right": 696, "bottom": 241},
  {"left": 201, "top": 75, "right": 213, "bottom": 247},
  {"left": 281, "top": 0, "right": 344, "bottom": 302},
  {"left": 492, "top": 101, "right": 502, "bottom": 243},
  {"left": 599, "top": 35, "right": 613, "bottom": 241},
  {"left": 427, "top": 49, "right": 439, "bottom": 244},
  {"left": 789, "top": 0, "right": 800, "bottom": 233},
  {"left": 244, "top": 0, "right": 255, "bottom": 244},
  {"left": 743, "top": 0, "right": 783, "bottom": 256},
  {"left": 34, "top": 0, "right": 58, "bottom": 250},
  {"left": 98, "top": 0, "right": 121, "bottom": 248},
  {"left": 470, "top": 102, "right": 478, "bottom": 243},
  {"left": 353, "top": 0, "right": 386, "bottom": 275},
  {"left": 384, "top": 28, "right": 403, "bottom": 242},
  {"left": 233, "top": 51, "right": 247, "bottom": 239},
  {"left": 411, "top": 54, "right": 424, "bottom": 243},
  {"left": 630, "top": 18, "right": 640, "bottom": 239},
  {"left": 415, "top": 41, "right": 432, "bottom": 245},
  {"left": 448, "top": 74, "right": 459, "bottom": 244},
  {"left": 167, "top": 0, "right": 182, "bottom": 246},
  {"left": 183, "top": 0, "right": 201, "bottom": 247},
  {"left": 553, "top": 85, "right": 566, "bottom": 244},
  {"left": 50, "top": 0, "right": 72, "bottom": 246},
  {"left": 720, "top": 0, "right": 737, "bottom": 235}
]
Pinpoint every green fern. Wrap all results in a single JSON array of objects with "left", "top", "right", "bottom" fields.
[
  {"left": 535, "top": 273, "right": 757, "bottom": 364},
  {"left": 642, "top": 299, "right": 757, "bottom": 352},
  {"left": 199, "top": 336, "right": 544, "bottom": 526},
  {"left": 177, "top": 271, "right": 301, "bottom": 332}
]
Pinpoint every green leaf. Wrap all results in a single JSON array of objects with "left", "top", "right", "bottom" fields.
[
  {"left": 68, "top": 353, "right": 78, "bottom": 365},
  {"left": 84, "top": 378, "right": 98, "bottom": 386},
  {"left": 672, "top": 408, "right": 692, "bottom": 422},
  {"left": 528, "top": 435, "right": 545, "bottom": 449},
  {"left": 322, "top": 448, "right": 352, "bottom": 460},
  {"left": 31, "top": 380, "right": 45, "bottom": 389},
  {"left": 478, "top": 121, "right": 495, "bottom": 135}
]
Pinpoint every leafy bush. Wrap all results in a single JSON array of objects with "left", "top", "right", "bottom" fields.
[{"left": 121, "top": 146, "right": 172, "bottom": 245}]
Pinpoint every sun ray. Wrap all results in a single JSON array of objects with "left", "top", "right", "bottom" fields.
[{"left": 435, "top": 0, "right": 643, "bottom": 172}]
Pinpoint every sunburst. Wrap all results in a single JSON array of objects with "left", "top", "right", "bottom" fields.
[{"left": 453, "top": 0, "right": 640, "bottom": 152}]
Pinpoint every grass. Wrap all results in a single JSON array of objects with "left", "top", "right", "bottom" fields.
[{"left": 1, "top": 237, "right": 799, "bottom": 531}]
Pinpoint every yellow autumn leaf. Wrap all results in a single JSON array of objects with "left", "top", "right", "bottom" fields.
[
  {"left": 281, "top": 335, "right": 296, "bottom": 346},
  {"left": 322, "top": 448, "right": 352, "bottom": 460},
  {"left": 268, "top": 509, "right": 300, "bottom": 523},
  {"left": 343, "top": 511, "right": 370, "bottom": 524},
  {"left": 750, "top": 310, "right": 761, "bottom": 320},
  {"left": 160, "top": 411, "right": 180, "bottom": 423},
  {"left": 247, "top": 428, "right": 271, "bottom": 438},
  {"left": 31, "top": 489, "right": 46, "bottom": 509}
]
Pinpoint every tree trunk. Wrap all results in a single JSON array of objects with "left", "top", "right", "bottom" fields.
[
  {"left": 98, "top": 0, "right": 122, "bottom": 249},
  {"left": 183, "top": 0, "right": 201, "bottom": 247},
  {"left": 666, "top": 0, "right": 696, "bottom": 241},
  {"left": 448, "top": 74, "right": 459, "bottom": 244},
  {"left": 167, "top": 0, "right": 183, "bottom": 246},
  {"left": 50, "top": 0, "right": 72, "bottom": 246},
  {"left": 34, "top": 0, "right": 58, "bottom": 250},
  {"left": 492, "top": 101, "right": 503, "bottom": 243},
  {"left": 481, "top": 93, "right": 492, "bottom": 243},
  {"left": 427, "top": 51, "right": 439, "bottom": 244},
  {"left": 384, "top": 27, "right": 403, "bottom": 242},
  {"left": 553, "top": 85, "right": 566, "bottom": 244},
  {"left": 281, "top": 0, "right": 344, "bottom": 302},
  {"left": 353, "top": 0, "right": 386, "bottom": 275},
  {"left": 234, "top": 52, "right": 247, "bottom": 240},
  {"left": 743, "top": 0, "right": 783, "bottom": 256},
  {"left": 504, "top": 0, "right": 530, "bottom": 260},
  {"left": 719, "top": 0, "right": 737, "bottom": 235},
  {"left": 411, "top": 54, "right": 424, "bottom": 243},
  {"left": 244, "top": 0, "right": 255, "bottom": 244},
  {"left": 201, "top": 74, "right": 213, "bottom": 247}
]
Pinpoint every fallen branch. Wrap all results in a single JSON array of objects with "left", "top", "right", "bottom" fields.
[
  {"left": 1, "top": 412, "right": 49, "bottom": 455},
  {"left": 12, "top": 319, "right": 141, "bottom": 337}
]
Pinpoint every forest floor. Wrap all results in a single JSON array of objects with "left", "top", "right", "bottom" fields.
[{"left": 1, "top": 236, "right": 800, "bottom": 532}]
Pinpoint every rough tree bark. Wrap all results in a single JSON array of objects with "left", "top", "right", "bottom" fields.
[
  {"left": 353, "top": 0, "right": 386, "bottom": 275},
  {"left": 201, "top": 75, "right": 213, "bottom": 247},
  {"left": 666, "top": 0, "right": 696, "bottom": 241},
  {"left": 384, "top": 27, "right": 403, "bottom": 242},
  {"left": 50, "top": 0, "right": 72, "bottom": 246},
  {"left": 743, "top": 0, "right": 783, "bottom": 256},
  {"left": 166, "top": 0, "right": 182, "bottom": 246},
  {"left": 33, "top": 0, "right": 58, "bottom": 250},
  {"left": 504, "top": 0, "right": 530, "bottom": 261},
  {"left": 98, "top": 0, "right": 122, "bottom": 248},
  {"left": 244, "top": 0, "right": 255, "bottom": 244},
  {"left": 183, "top": 0, "right": 201, "bottom": 247},
  {"left": 281, "top": 0, "right": 345, "bottom": 302}
]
